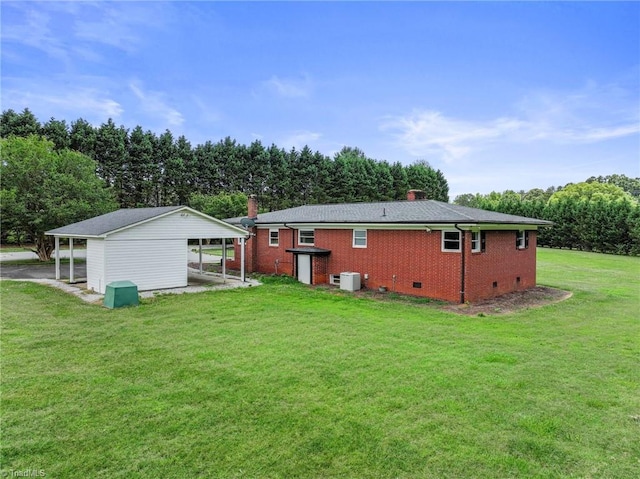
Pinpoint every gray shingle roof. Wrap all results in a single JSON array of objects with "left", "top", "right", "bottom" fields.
[
  {"left": 227, "top": 200, "right": 552, "bottom": 226},
  {"left": 46, "top": 206, "right": 184, "bottom": 237}
]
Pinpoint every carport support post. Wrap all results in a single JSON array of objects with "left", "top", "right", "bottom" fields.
[
  {"left": 240, "top": 237, "right": 246, "bottom": 282},
  {"left": 55, "top": 236, "right": 60, "bottom": 280},
  {"left": 198, "top": 238, "right": 203, "bottom": 274},
  {"left": 222, "top": 239, "right": 227, "bottom": 281},
  {"left": 69, "top": 238, "right": 74, "bottom": 283}
]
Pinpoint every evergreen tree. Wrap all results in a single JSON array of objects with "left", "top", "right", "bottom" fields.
[
  {"left": 264, "top": 144, "right": 291, "bottom": 211},
  {"left": 69, "top": 118, "right": 96, "bottom": 158},
  {"left": 156, "top": 130, "right": 177, "bottom": 206},
  {"left": 41, "top": 118, "right": 70, "bottom": 150},
  {"left": 309, "top": 150, "right": 332, "bottom": 205},
  {"left": 215, "top": 137, "right": 244, "bottom": 192},
  {"left": 374, "top": 161, "right": 395, "bottom": 202},
  {"left": 94, "top": 119, "right": 128, "bottom": 205},
  {"left": 126, "top": 126, "right": 155, "bottom": 207},
  {"left": 405, "top": 160, "right": 449, "bottom": 202},
  {"left": 0, "top": 108, "right": 41, "bottom": 138},
  {"left": 246, "top": 140, "right": 270, "bottom": 198},
  {"left": 171, "top": 135, "right": 196, "bottom": 205},
  {"left": 193, "top": 140, "right": 221, "bottom": 196},
  {"left": 389, "top": 161, "right": 409, "bottom": 200}
]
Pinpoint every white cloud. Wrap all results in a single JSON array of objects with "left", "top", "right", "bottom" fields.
[
  {"left": 1, "top": 6, "right": 69, "bottom": 61},
  {"left": 263, "top": 74, "right": 313, "bottom": 98},
  {"left": 381, "top": 111, "right": 523, "bottom": 162},
  {"left": 2, "top": 86, "right": 123, "bottom": 122},
  {"left": 73, "top": 4, "right": 144, "bottom": 53},
  {"left": 129, "top": 81, "right": 184, "bottom": 127},
  {"left": 382, "top": 81, "right": 639, "bottom": 163},
  {"left": 279, "top": 130, "right": 322, "bottom": 150},
  {"left": 1, "top": 1, "right": 170, "bottom": 63}
]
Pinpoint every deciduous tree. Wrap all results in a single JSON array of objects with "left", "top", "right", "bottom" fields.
[{"left": 0, "top": 136, "right": 117, "bottom": 260}]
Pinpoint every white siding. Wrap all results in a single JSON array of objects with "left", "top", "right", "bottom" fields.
[
  {"left": 109, "top": 211, "right": 243, "bottom": 240},
  {"left": 86, "top": 238, "right": 105, "bottom": 293},
  {"left": 104, "top": 239, "right": 187, "bottom": 292}
]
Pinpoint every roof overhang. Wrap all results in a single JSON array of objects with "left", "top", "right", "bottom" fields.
[
  {"left": 285, "top": 247, "right": 331, "bottom": 256},
  {"left": 255, "top": 222, "right": 548, "bottom": 231},
  {"left": 46, "top": 206, "right": 248, "bottom": 239}
]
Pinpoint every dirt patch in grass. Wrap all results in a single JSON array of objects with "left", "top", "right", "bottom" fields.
[
  {"left": 198, "top": 265, "right": 573, "bottom": 317},
  {"left": 440, "top": 286, "right": 572, "bottom": 316},
  {"left": 311, "top": 281, "right": 572, "bottom": 316}
]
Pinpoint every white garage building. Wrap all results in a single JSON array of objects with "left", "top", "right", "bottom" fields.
[{"left": 46, "top": 206, "right": 248, "bottom": 294}]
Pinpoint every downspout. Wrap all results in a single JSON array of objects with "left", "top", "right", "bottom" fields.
[{"left": 454, "top": 224, "right": 466, "bottom": 304}]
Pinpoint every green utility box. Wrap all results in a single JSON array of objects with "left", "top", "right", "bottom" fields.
[{"left": 104, "top": 281, "right": 139, "bottom": 309}]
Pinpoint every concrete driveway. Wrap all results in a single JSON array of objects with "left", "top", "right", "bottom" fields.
[
  {"left": 0, "top": 262, "right": 87, "bottom": 280},
  {"left": 1, "top": 246, "right": 256, "bottom": 303},
  {"left": 0, "top": 245, "right": 223, "bottom": 281},
  {"left": 0, "top": 250, "right": 87, "bottom": 280}
]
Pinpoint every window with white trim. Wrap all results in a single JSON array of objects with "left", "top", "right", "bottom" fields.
[
  {"left": 442, "top": 230, "right": 461, "bottom": 252},
  {"left": 516, "top": 230, "right": 529, "bottom": 249},
  {"left": 471, "top": 231, "right": 486, "bottom": 253},
  {"left": 269, "top": 228, "right": 279, "bottom": 246},
  {"left": 353, "top": 229, "right": 367, "bottom": 248},
  {"left": 298, "top": 229, "right": 315, "bottom": 245}
]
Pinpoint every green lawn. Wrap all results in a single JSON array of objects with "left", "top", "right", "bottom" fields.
[
  {"left": 191, "top": 246, "right": 235, "bottom": 259},
  {"left": 0, "top": 244, "right": 86, "bottom": 253},
  {"left": 1, "top": 249, "right": 638, "bottom": 478}
]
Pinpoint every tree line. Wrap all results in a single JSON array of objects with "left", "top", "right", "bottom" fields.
[
  {"left": 3, "top": 108, "right": 637, "bottom": 257},
  {"left": 454, "top": 177, "right": 640, "bottom": 255},
  {"left": 0, "top": 108, "right": 450, "bottom": 214}
]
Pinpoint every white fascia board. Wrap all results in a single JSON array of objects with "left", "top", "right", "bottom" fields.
[
  {"left": 104, "top": 206, "right": 247, "bottom": 238},
  {"left": 258, "top": 222, "right": 451, "bottom": 231},
  {"left": 256, "top": 222, "right": 541, "bottom": 231},
  {"left": 470, "top": 224, "right": 541, "bottom": 231},
  {"left": 180, "top": 207, "right": 248, "bottom": 236},
  {"left": 45, "top": 233, "right": 105, "bottom": 239}
]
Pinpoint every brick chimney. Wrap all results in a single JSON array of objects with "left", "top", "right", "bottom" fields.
[
  {"left": 407, "top": 189, "right": 427, "bottom": 201},
  {"left": 248, "top": 194, "right": 258, "bottom": 219}
]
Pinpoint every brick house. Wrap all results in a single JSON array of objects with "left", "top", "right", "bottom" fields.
[{"left": 226, "top": 191, "right": 552, "bottom": 303}]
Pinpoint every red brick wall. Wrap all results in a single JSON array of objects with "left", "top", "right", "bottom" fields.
[
  {"left": 229, "top": 227, "right": 538, "bottom": 303},
  {"left": 318, "top": 228, "right": 462, "bottom": 302},
  {"left": 227, "top": 227, "right": 295, "bottom": 276},
  {"left": 465, "top": 230, "right": 537, "bottom": 302}
]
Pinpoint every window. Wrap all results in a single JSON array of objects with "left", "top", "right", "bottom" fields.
[
  {"left": 471, "top": 231, "right": 486, "bottom": 253},
  {"left": 516, "top": 230, "right": 529, "bottom": 249},
  {"left": 442, "top": 230, "right": 461, "bottom": 252},
  {"left": 298, "top": 229, "right": 315, "bottom": 245},
  {"left": 353, "top": 229, "right": 367, "bottom": 248},
  {"left": 269, "top": 228, "right": 279, "bottom": 247}
]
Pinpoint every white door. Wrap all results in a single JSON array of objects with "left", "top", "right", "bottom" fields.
[{"left": 297, "top": 254, "right": 312, "bottom": 284}]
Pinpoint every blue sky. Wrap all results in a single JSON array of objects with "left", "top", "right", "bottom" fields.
[{"left": 2, "top": 1, "right": 638, "bottom": 199}]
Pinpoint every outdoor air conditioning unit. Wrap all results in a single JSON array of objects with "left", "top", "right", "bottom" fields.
[{"left": 340, "top": 272, "right": 361, "bottom": 292}]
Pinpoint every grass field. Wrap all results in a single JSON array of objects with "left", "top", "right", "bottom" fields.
[
  {"left": 0, "top": 244, "right": 86, "bottom": 253},
  {"left": 1, "top": 249, "right": 638, "bottom": 478},
  {"left": 191, "top": 246, "right": 235, "bottom": 259}
]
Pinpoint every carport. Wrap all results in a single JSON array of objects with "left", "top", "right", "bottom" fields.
[{"left": 46, "top": 206, "right": 248, "bottom": 294}]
